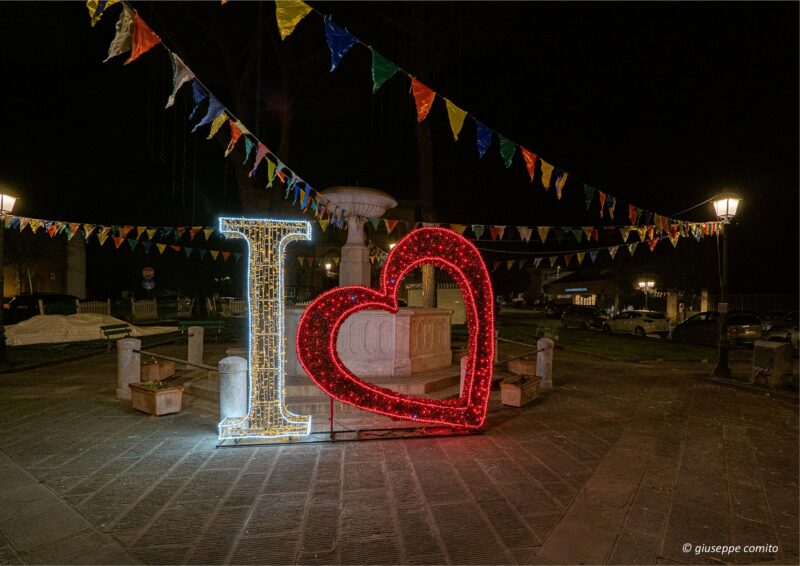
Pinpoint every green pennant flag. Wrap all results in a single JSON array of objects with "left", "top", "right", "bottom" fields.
[
  {"left": 369, "top": 217, "right": 381, "bottom": 230},
  {"left": 584, "top": 184, "right": 596, "bottom": 210},
  {"left": 371, "top": 48, "right": 399, "bottom": 93},
  {"left": 127, "top": 239, "right": 138, "bottom": 251},
  {"left": 572, "top": 229, "right": 584, "bottom": 243},
  {"left": 498, "top": 135, "right": 516, "bottom": 168},
  {"left": 184, "top": 247, "right": 193, "bottom": 258},
  {"left": 472, "top": 225, "right": 485, "bottom": 239}
]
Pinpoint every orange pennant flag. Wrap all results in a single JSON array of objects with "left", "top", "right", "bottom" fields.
[
  {"left": 113, "top": 237, "right": 125, "bottom": 249},
  {"left": 521, "top": 147, "right": 537, "bottom": 182},
  {"left": 224, "top": 120, "right": 244, "bottom": 156},
  {"left": 125, "top": 13, "right": 161, "bottom": 65},
  {"left": 449, "top": 224, "right": 467, "bottom": 235},
  {"left": 540, "top": 160, "right": 554, "bottom": 190},
  {"left": 222, "top": 251, "right": 231, "bottom": 262},
  {"left": 410, "top": 78, "right": 436, "bottom": 122}
]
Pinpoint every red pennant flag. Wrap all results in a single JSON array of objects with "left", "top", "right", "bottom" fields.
[
  {"left": 47, "top": 224, "right": 58, "bottom": 238},
  {"left": 489, "top": 226, "right": 500, "bottom": 240},
  {"left": 125, "top": 13, "right": 161, "bottom": 65},
  {"left": 592, "top": 228, "right": 599, "bottom": 242},
  {"left": 189, "top": 227, "right": 202, "bottom": 240},
  {"left": 384, "top": 219, "right": 399, "bottom": 234},
  {"left": 520, "top": 147, "right": 537, "bottom": 182},
  {"left": 628, "top": 204, "right": 638, "bottom": 225},
  {"left": 222, "top": 251, "right": 231, "bottom": 262},
  {"left": 169, "top": 244, "right": 181, "bottom": 252},
  {"left": 564, "top": 254, "right": 574, "bottom": 266},
  {"left": 225, "top": 120, "right": 243, "bottom": 156},
  {"left": 598, "top": 192, "right": 607, "bottom": 217},
  {"left": 647, "top": 237, "right": 659, "bottom": 251},
  {"left": 492, "top": 261, "right": 501, "bottom": 272},
  {"left": 113, "top": 237, "right": 125, "bottom": 249},
  {"left": 410, "top": 78, "right": 436, "bottom": 122}
]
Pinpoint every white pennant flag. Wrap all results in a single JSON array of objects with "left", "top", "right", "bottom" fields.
[
  {"left": 166, "top": 54, "right": 195, "bottom": 108},
  {"left": 104, "top": 6, "right": 134, "bottom": 62},
  {"left": 517, "top": 226, "right": 532, "bottom": 242}
]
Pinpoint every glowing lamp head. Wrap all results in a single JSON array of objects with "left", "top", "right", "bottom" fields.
[
  {"left": 324, "top": 262, "right": 332, "bottom": 271},
  {"left": 0, "top": 193, "right": 17, "bottom": 215},
  {"left": 712, "top": 195, "right": 740, "bottom": 224},
  {"left": 389, "top": 243, "right": 396, "bottom": 250}
]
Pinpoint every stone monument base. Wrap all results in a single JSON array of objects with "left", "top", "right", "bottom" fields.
[{"left": 286, "top": 307, "right": 452, "bottom": 378}]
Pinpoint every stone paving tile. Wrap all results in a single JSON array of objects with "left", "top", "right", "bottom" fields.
[{"left": 0, "top": 345, "right": 798, "bottom": 565}]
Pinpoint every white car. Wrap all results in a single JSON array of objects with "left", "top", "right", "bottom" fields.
[{"left": 602, "top": 310, "right": 670, "bottom": 338}]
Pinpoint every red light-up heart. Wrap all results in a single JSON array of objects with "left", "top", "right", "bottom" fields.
[{"left": 297, "top": 228, "right": 494, "bottom": 428}]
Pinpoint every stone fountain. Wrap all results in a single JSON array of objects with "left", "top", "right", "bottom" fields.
[{"left": 285, "top": 186, "right": 453, "bottom": 379}]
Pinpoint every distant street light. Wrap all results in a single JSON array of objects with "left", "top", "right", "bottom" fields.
[
  {"left": 712, "top": 194, "right": 741, "bottom": 379},
  {"left": 324, "top": 262, "right": 332, "bottom": 271},
  {"left": 637, "top": 280, "right": 655, "bottom": 309},
  {"left": 0, "top": 192, "right": 19, "bottom": 366}
]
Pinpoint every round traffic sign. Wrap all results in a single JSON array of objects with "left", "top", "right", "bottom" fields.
[{"left": 142, "top": 267, "right": 155, "bottom": 279}]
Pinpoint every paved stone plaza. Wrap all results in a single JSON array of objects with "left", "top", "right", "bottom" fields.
[{"left": 0, "top": 344, "right": 797, "bottom": 565}]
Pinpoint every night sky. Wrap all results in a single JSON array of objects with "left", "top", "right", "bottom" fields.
[{"left": 0, "top": 2, "right": 797, "bottom": 296}]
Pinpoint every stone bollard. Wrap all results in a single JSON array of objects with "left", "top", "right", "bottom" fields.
[
  {"left": 218, "top": 356, "right": 248, "bottom": 420},
  {"left": 187, "top": 326, "right": 204, "bottom": 368},
  {"left": 117, "top": 338, "right": 141, "bottom": 401},
  {"left": 537, "top": 338, "right": 555, "bottom": 391}
]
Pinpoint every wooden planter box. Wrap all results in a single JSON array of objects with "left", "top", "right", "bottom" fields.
[
  {"left": 129, "top": 382, "right": 184, "bottom": 416},
  {"left": 141, "top": 360, "right": 176, "bottom": 381},
  {"left": 501, "top": 376, "right": 541, "bottom": 407}
]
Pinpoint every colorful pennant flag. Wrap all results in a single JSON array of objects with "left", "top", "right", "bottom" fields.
[
  {"left": 471, "top": 225, "right": 485, "bottom": 239},
  {"left": 498, "top": 135, "right": 515, "bottom": 168},
  {"left": 370, "top": 48, "right": 399, "bottom": 93},
  {"left": 517, "top": 226, "right": 532, "bottom": 242},
  {"left": 87, "top": 0, "right": 121, "bottom": 27},
  {"left": 475, "top": 120, "right": 492, "bottom": 158},
  {"left": 521, "top": 147, "right": 537, "bottom": 182},
  {"left": 554, "top": 171, "right": 568, "bottom": 200},
  {"left": 323, "top": 15, "right": 357, "bottom": 71},
  {"left": 538, "top": 226, "right": 550, "bottom": 243},
  {"left": 104, "top": 5, "right": 133, "bottom": 61},
  {"left": 166, "top": 53, "right": 194, "bottom": 108},
  {"left": 444, "top": 99, "right": 467, "bottom": 141},
  {"left": 540, "top": 160, "right": 554, "bottom": 190},
  {"left": 410, "top": 78, "right": 436, "bottom": 122},
  {"left": 275, "top": 0, "right": 313, "bottom": 40},
  {"left": 450, "top": 224, "right": 467, "bottom": 235},
  {"left": 125, "top": 12, "right": 161, "bottom": 65}
]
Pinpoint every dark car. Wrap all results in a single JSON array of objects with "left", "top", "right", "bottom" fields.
[
  {"left": 763, "top": 311, "right": 799, "bottom": 352},
  {"left": 4, "top": 293, "right": 79, "bottom": 324},
  {"left": 671, "top": 310, "right": 762, "bottom": 347},
  {"left": 561, "top": 305, "right": 607, "bottom": 330}
]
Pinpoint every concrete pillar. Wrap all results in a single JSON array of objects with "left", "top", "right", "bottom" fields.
[
  {"left": 666, "top": 293, "right": 678, "bottom": 324},
  {"left": 339, "top": 240, "right": 371, "bottom": 287},
  {"left": 701, "top": 288, "right": 709, "bottom": 312},
  {"left": 218, "top": 356, "right": 248, "bottom": 420},
  {"left": 116, "top": 338, "right": 141, "bottom": 401},
  {"left": 537, "top": 338, "right": 555, "bottom": 391},
  {"left": 187, "top": 326, "right": 204, "bottom": 368}
]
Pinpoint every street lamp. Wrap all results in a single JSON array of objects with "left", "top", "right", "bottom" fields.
[
  {"left": 637, "top": 280, "right": 655, "bottom": 309},
  {"left": 712, "top": 194, "right": 741, "bottom": 379},
  {"left": 0, "top": 192, "right": 19, "bottom": 365}
]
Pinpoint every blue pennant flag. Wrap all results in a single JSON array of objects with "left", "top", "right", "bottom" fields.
[
  {"left": 589, "top": 250, "right": 599, "bottom": 263},
  {"left": 293, "top": 181, "right": 300, "bottom": 204},
  {"left": 324, "top": 16, "right": 358, "bottom": 72},
  {"left": 192, "top": 95, "right": 226, "bottom": 132},
  {"left": 189, "top": 82, "right": 208, "bottom": 120},
  {"left": 198, "top": 249, "right": 207, "bottom": 259},
  {"left": 141, "top": 241, "right": 153, "bottom": 252},
  {"left": 475, "top": 120, "right": 492, "bottom": 158}
]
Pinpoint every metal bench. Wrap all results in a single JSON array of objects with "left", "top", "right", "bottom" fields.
[
  {"left": 100, "top": 323, "right": 132, "bottom": 349},
  {"left": 177, "top": 320, "right": 228, "bottom": 342}
]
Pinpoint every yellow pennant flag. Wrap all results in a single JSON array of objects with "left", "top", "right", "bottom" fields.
[
  {"left": 538, "top": 226, "right": 550, "bottom": 243},
  {"left": 576, "top": 252, "right": 585, "bottom": 264},
  {"left": 636, "top": 227, "right": 647, "bottom": 241},
  {"left": 29, "top": 219, "right": 44, "bottom": 234},
  {"left": 318, "top": 217, "right": 330, "bottom": 232},
  {"left": 207, "top": 113, "right": 228, "bottom": 139},
  {"left": 275, "top": 0, "right": 313, "bottom": 40},
  {"left": 266, "top": 159, "right": 276, "bottom": 188},
  {"left": 146, "top": 228, "right": 157, "bottom": 240},
  {"left": 540, "top": 160, "right": 554, "bottom": 190},
  {"left": 87, "top": 0, "right": 120, "bottom": 27},
  {"left": 450, "top": 224, "right": 467, "bottom": 235},
  {"left": 156, "top": 243, "right": 166, "bottom": 254},
  {"left": 204, "top": 228, "right": 215, "bottom": 240},
  {"left": 210, "top": 250, "right": 219, "bottom": 260},
  {"left": 506, "top": 260, "right": 515, "bottom": 270},
  {"left": 97, "top": 230, "right": 110, "bottom": 246},
  {"left": 136, "top": 226, "right": 147, "bottom": 238},
  {"left": 555, "top": 171, "right": 568, "bottom": 200},
  {"left": 444, "top": 99, "right": 467, "bottom": 141}
]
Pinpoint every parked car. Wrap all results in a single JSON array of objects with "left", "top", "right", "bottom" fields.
[
  {"left": 532, "top": 301, "right": 565, "bottom": 318},
  {"left": 761, "top": 311, "right": 798, "bottom": 333},
  {"left": 561, "top": 305, "right": 607, "bottom": 330},
  {"left": 671, "top": 311, "right": 762, "bottom": 347},
  {"left": 4, "top": 293, "right": 79, "bottom": 324},
  {"left": 763, "top": 311, "right": 799, "bottom": 351},
  {"left": 602, "top": 310, "right": 670, "bottom": 338}
]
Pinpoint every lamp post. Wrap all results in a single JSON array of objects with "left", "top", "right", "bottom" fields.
[
  {"left": 712, "top": 194, "right": 741, "bottom": 379},
  {"left": 637, "top": 280, "right": 655, "bottom": 309},
  {"left": 0, "top": 192, "right": 18, "bottom": 365}
]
